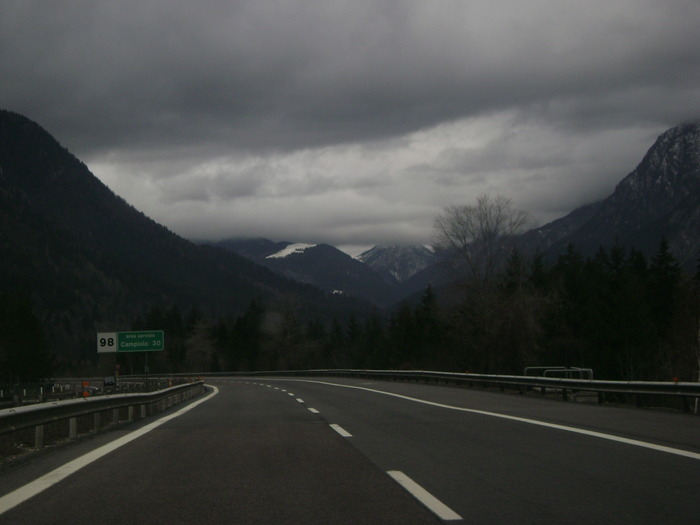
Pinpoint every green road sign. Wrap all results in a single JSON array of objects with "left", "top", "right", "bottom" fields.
[{"left": 97, "top": 330, "right": 164, "bottom": 353}]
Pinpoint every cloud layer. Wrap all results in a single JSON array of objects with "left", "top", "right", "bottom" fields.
[{"left": 2, "top": 1, "right": 699, "bottom": 247}]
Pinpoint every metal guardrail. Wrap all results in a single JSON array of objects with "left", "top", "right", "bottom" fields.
[
  {"left": 0, "top": 377, "right": 198, "bottom": 408},
  {"left": 524, "top": 366, "right": 594, "bottom": 380},
  {"left": 207, "top": 369, "right": 700, "bottom": 412},
  {"left": 0, "top": 381, "right": 205, "bottom": 450}
]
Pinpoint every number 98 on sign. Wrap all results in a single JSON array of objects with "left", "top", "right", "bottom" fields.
[{"left": 97, "top": 332, "right": 118, "bottom": 353}]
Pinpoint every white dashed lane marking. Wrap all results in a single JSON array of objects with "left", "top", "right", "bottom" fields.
[
  {"left": 387, "top": 470, "right": 462, "bottom": 521},
  {"left": 329, "top": 424, "right": 352, "bottom": 438}
]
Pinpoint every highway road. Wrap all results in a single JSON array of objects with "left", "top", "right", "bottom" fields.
[{"left": 0, "top": 377, "right": 699, "bottom": 524}]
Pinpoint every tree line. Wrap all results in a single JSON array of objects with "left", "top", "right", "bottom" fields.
[
  {"left": 427, "top": 195, "right": 699, "bottom": 380},
  {"left": 3, "top": 242, "right": 697, "bottom": 382},
  {"left": 107, "top": 235, "right": 696, "bottom": 383},
  {"left": 2, "top": 195, "right": 698, "bottom": 383}
]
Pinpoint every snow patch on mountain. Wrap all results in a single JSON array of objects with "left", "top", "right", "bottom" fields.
[{"left": 266, "top": 243, "right": 317, "bottom": 259}]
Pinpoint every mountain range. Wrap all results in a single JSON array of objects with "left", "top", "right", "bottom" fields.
[
  {"left": 208, "top": 239, "right": 438, "bottom": 307},
  {"left": 1, "top": 109, "right": 699, "bottom": 363},
  {"left": 0, "top": 109, "right": 367, "bottom": 360},
  {"left": 212, "top": 123, "right": 700, "bottom": 304}
]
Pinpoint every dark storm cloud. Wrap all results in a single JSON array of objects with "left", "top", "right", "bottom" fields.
[
  {"left": 5, "top": 1, "right": 698, "bottom": 154},
  {"left": 2, "top": 1, "right": 699, "bottom": 245}
]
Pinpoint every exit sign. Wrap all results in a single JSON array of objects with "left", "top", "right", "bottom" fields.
[{"left": 97, "top": 331, "right": 165, "bottom": 353}]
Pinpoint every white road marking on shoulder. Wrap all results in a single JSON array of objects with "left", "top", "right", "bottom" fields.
[
  {"left": 0, "top": 386, "right": 220, "bottom": 516},
  {"left": 329, "top": 423, "right": 352, "bottom": 437},
  {"left": 387, "top": 470, "right": 462, "bottom": 521},
  {"left": 289, "top": 379, "right": 700, "bottom": 461}
]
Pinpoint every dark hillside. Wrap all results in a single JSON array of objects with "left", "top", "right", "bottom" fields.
[
  {"left": 0, "top": 110, "right": 367, "bottom": 364},
  {"left": 523, "top": 123, "right": 700, "bottom": 269}
]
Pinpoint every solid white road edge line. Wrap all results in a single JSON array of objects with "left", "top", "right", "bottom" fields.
[
  {"left": 329, "top": 423, "right": 352, "bottom": 437},
  {"left": 387, "top": 470, "right": 462, "bottom": 521},
  {"left": 287, "top": 379, "right": 700, "bottom": 461},
  {"left": 0, "top": 385, "right": 220, "bottom": 516}
]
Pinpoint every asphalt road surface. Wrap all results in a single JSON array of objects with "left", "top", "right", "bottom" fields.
[{"left": 1, "top": 377, "right": 699, "bottom": 524}]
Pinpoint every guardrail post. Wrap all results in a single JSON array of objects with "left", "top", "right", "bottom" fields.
[
  {"left": 141, "top": 404, "right": 147, "bottom": 418},
  {"left": 561, "top": 388, "right": 568, "bottom": 401},
  {"left": 113, "top": 408, "right": 119, "bottom": 423},
  {"left": 93, "top": 412, "right": 101, "bottom": 431},
  {"left": 128, "top": 406, "right": 134, "bottom": 422},
  {"left": 35, "top": 424, "right": 45, "bottom": 448},
  {"left": 69, "top": 417, "right": 77, "bottom": 439}
]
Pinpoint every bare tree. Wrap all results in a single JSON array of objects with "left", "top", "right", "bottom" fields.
[
  {"left": 432, "top": 195, "right": 539, "bottom": 373},
  {"left": 432, "top": 194, "right": 530, "bottom": 286}
]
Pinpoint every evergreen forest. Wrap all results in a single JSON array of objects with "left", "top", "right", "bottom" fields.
[
  {"left": 206, "top": 240, "right": 698, "bottom": 381},
  {"left": 1, "top": 239, "right": 698, "bottom": 384}
]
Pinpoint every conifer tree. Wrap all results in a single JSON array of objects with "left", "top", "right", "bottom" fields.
[
  {"left": 649, "top": 239, "right": 681, "bottom": 337},
  {"left": 0, "top": 294, "right": 53, "bottom": 382}
]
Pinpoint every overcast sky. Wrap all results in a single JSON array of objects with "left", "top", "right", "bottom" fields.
[{"left": 2, "top": 1, "right": 699, "bottom": 253}]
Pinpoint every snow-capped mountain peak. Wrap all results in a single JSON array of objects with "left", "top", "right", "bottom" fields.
[{"left": 357, "top": 244, "right": 437, "bottom": 283}]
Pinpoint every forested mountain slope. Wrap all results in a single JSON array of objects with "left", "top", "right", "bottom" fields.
[
  {"left": 0, "top": 110, "right": 366, "bottom": 365},
  {"left": 524, "top": 123, "right": 700, "bottom": 269}
]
